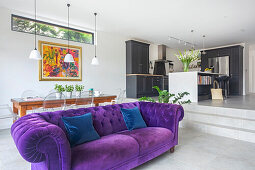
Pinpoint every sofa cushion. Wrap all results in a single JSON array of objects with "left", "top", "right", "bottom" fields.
[
  {"left": 120, "top": 107, "right": 147, "bottom": 130},
  {"left": 119, "top": 127, "right": 174, "bottom": 155},
  {"left": 62, "top": 113, "right": 100, "bottom": 147},
  {"left": 71, "top": 134, "right": 139, "bottom": 170}
]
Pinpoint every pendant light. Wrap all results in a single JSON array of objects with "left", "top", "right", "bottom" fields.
[
  {"left": 64, "top": 4, "right": 75, "bottom": 62},
  {"left": 29, "top": 0, "right": 42, "bottom": 60},
  {"left": 91, "top": 13, "right": 99, "bottom": 65},
  {"left": 202, "top": 35, "right": 207, "bottom": 55}
]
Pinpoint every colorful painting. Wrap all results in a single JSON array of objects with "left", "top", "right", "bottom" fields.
[{"left": 39, "top": 41, "right": 82, "bottom": 81}]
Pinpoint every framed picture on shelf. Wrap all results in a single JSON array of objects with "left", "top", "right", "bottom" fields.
[{"left": 38, "top": 41, "right": 82, "bottom": 81}]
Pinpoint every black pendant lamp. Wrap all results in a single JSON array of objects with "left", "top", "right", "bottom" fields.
[
  {"left": 64, "top": 3, "right": 74, "bottom": 62},
  {"left": 91, "top": 13, "right": 99, "bottom": 65},
  {"left": 29, "top": 0, "right": 42, "bottom": 60}
]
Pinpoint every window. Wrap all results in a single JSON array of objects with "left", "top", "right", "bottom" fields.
[{"left": 11, "top": 14, "right": 94, "bottom": 44}]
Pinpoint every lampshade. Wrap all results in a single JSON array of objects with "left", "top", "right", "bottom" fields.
[
  {"left": 64, "top": 53, "right": 75, "bottom": 62},
  {"left": 29, "top": 49, "right": 42, "bottom": 60},
  {"left": 91, "top": 56, "right": 99, "bottom": 65}
]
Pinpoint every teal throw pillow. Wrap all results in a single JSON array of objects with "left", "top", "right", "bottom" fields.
[
  {"left": 120, "top": 107, "right": 147, "bottom": 131},
  {"left": 62, "top": 113, "right": 100, "bottom": 147}
]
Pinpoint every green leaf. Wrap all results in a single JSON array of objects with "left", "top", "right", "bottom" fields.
[{"left": 138, "top": 96, "right": 156, "bottom": 103}]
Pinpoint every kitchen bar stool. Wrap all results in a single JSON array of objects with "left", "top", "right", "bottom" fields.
[{"left": 215, "top": 76, "right": 231, "bottom": 98}]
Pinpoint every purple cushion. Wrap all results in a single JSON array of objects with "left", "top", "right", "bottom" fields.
[
  {"left": 71, "top": 134, "right": 139, "bottom": 170},
  {"left": 119, "top": 127, "right": 174, "bottom": 155}
]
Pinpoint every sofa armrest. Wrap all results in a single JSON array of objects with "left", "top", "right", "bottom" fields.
[
  {"left": 139, "top": 102, "right": 184, "bottom": 144},
  {"left": 11, "top": 114, "right": 71, "bottom": 170}
]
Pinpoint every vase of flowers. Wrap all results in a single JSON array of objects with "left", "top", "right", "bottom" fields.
[
  {"left": 176, "top": 49, "right": 201, "bottom": 72},
  {"left": 65, "top": 85, "right": 74, "bottom": 98},
  {"left": 75, "top": 85, "right": 84, "bottom": 97},
  {"left": 54, "top": 84, "right": 65, "bottom": 99}
]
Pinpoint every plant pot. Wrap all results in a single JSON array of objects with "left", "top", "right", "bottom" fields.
[
  {"left": 56, "top": 92, "right": 62, "bottom": 99},
  {"left": 66, "top": 92, "right": 72, "bottom": 98},
  {"left": 76, "top": 91, "right": 81, "bottom": 97}
]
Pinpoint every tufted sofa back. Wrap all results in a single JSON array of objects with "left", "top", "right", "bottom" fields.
[{"left": 36, "top": 102, "right": 140, "bottom": 137}]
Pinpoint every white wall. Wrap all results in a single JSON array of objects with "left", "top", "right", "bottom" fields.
[
  {"left": 249, "top": 44, "right": 255, "bottom": 93},
  {"left": 0, "top": 7, "right": 128, "bottom": 106},
  {"left": 166, "top": 47, "right": 183, "bottom": 72},
  {"left": 243, "top": 43, "right": 249, "bottom": 95}
]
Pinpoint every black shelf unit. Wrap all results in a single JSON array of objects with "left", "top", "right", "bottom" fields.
[{"left": 197, "top": 72, "right": 216, "bottom": 101}]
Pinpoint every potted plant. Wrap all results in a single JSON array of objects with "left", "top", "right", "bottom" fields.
[
  {"left": 75, "top": 84, "right": 84, "bottom": 97},
  {"left": 176, "top": 49, "right": 201, "bottom": 72},
  {"left": 65, "top": 85, "right": 74, "bottom": 98},
  {"left": 54, "top": 84, "right": 65, "bottom": 99},
  {"left": 138, "top": 86, "right": 191, "bottom": 105}
]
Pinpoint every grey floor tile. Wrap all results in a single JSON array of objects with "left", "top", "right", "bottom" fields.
[{"left": 1, "top": 127, "right": 255, "bottom": 170}]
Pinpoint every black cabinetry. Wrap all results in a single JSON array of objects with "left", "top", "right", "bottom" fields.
[
  {"left": 126, "top": 75, "right": 163, "bottom": 98},
  {"left": 201, "top": 45, "right": 243, "bottom": 95},
  {"left": 126, "top": 40, "right": 150, "bottom": 74}
]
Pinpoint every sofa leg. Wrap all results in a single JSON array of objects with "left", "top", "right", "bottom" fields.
[{"left": 170, "top": 146, "right": 175, "bottom": 153}]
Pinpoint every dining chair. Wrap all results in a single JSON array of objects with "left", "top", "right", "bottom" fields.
[
  {"left": 32, "top": 92, "right": 66, "bottom": 113},
  {"left": 68, "top": 91, "right": 94, "bottom": 109},
  {"left": 99, "top": 89, "right": 126, "bottom": 106},
  {"left": 0, "top": 104, "right": 19, "bottom": 122},
  {"left": 111, "top": 89, "right": 126, "bottom": 104}
]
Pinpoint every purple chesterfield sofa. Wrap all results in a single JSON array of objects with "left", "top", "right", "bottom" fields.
[{"left": 11, "top": 102, "right": 184, "bottom": 170}]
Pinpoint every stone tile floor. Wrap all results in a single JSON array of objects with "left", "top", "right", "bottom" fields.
[{"left": 0, "top": 128, "right": 255, "bottom": 170}]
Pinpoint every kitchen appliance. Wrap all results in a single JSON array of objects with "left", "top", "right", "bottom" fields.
[
  {"left": 153, "top": 45, "right": 173, "bottom": 75},
  {"left": 208, "top": 56, "right": 229, "bottom": 75}
]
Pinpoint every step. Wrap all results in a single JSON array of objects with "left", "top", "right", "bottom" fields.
[{"left": 181, "top": 104, "right": 255, "bottom": 143}]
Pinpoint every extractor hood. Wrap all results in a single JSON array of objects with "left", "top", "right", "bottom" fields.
[
  {"left": 153, "top": 45, "right": 173, "bottom": 75},
  {"left": 154, "top": 45, "right": 172, "bottom": 63}
]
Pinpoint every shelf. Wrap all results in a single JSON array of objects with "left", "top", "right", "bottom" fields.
[{"left": 198, "top": 84, "right": 212, "bottom": 86}]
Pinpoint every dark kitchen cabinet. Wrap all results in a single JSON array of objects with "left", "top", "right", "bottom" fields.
[
  {"left": 229, "top": 75, "right": 240, "bottom": 95},
  {"left": 201, "top": 45, "right": 243, "bottom": 95},
  {"left": 126, "top": 75, "right": 163, "bottom": 98},
  {"left": 219, "top": 48, "right": 230, "bottom": 57},
  {"left": 126, "top": 40, "right": 150, "bottom": 74},
  {"left": 137, "top": 76, "right": 153, "bottom": 96},
  {"left": 152, "top": 76, "right": 162, "bottom": 94}
]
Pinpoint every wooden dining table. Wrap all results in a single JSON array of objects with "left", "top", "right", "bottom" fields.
[{"left": 11, "top": 95, "right": 117, "bottom": 117}]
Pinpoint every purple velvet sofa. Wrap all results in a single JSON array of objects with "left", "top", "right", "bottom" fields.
[{"left": 11, "top": 102, "right": 184, "bottom": 170}]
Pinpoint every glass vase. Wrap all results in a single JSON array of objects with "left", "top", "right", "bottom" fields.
[{"left": 183, "top": 61, "right": 190, "bottom": 72}]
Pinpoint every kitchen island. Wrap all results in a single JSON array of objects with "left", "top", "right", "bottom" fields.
[{"left": 169, "top": 71, "right": 226, "bottom": 102}]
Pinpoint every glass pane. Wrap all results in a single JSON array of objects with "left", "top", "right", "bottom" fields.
[{"left": 12, "top": 15, "right": 94, "bottom": 44}]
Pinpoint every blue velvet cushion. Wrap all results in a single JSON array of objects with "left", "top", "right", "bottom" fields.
[
  {"left": 120, "top": 107, "right": 147, "bottom": 131},
  {"left": 62, "top": 113, "right": 100, "bottom": 147}
]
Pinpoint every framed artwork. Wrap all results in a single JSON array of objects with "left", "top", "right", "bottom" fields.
[{"left": 38, "top": 41, "right": 82, "bottom": 81}]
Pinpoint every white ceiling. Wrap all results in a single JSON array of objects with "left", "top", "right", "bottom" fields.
[{"left": 1, "top": 0, "right": 255, "bottom": 49}]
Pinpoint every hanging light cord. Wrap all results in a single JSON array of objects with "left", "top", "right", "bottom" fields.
[
  {"left": 34, "top": 0, "right": 37, "bottom": 50},
  {"left": 94, "top": 13, "right": 97, "bottom": 58},
  {"left": 67, "top": 4, "right": 70, "bottom": 54}
]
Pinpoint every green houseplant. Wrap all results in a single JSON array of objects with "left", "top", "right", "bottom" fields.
[
  {"left": 54, "top": 84, "right": 65, "bottom": 99},
  {"left": 139, "top": 86, "right": 191, "bottom": 105},
  {"left": 65, "top": 85, "right": 74, "bottom": 98},
  {"left": 176, "top": 49, "right": 201, "bottom": 72},
  {"left": 75, "top": 85, "right": 84, "bottom": 97}
]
